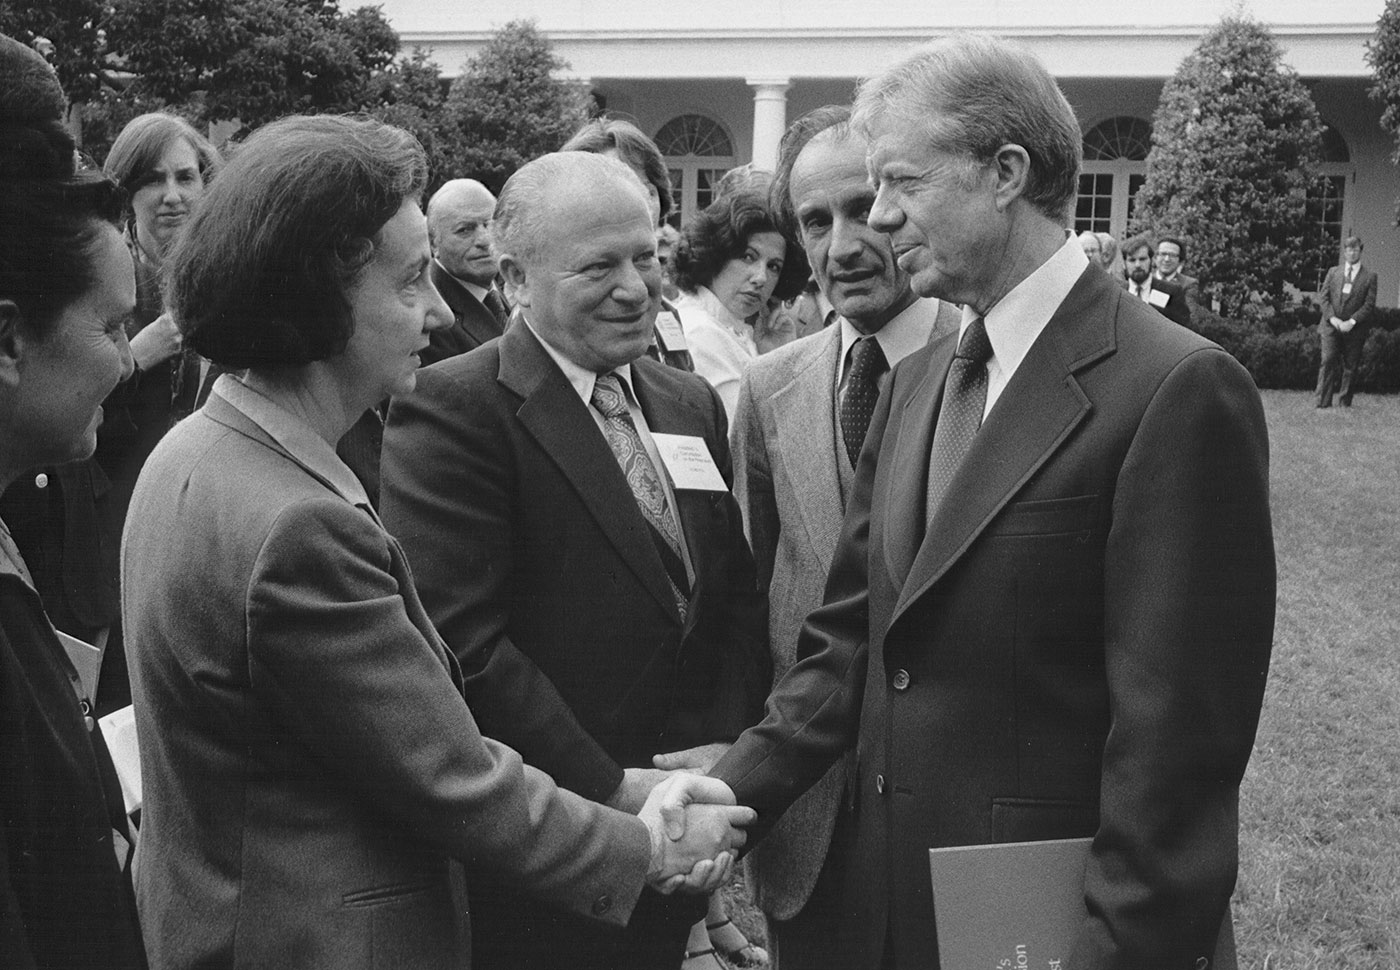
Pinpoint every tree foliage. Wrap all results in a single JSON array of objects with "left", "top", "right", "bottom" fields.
[
  {"left": 436, "top": 19, "right": 590, "bottom": 192},
  {"left": 1132, "top": 16, "right": 1329, "bottom": 317},
  {"left": 103, "top": 0, "right": 400, "bottom": 132},
  {"left": 1367, "top": 0, "right": 1400, "bottom": 211},
  {"left": 0, "top": 0, "right": 108, "bottom": 101}
]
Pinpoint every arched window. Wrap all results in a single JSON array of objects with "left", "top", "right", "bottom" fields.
[
  {"left": 1076, "top": 116, "right": 1153, "bottom": 238},
  {"left": 1308, "top": 122, "right": 1355, "bottom": 287},
  {"left": 655, "top": 114, "right": 736, "bottom": 228}
]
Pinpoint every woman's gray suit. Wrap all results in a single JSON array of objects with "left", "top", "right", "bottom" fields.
[{"left": 122, "top": 383, "right": 653, "bottom": 970}]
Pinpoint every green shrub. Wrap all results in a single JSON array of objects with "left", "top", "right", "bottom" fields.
[{"left": 1185, "top": 306, "right": 1398, "bottom": 392}]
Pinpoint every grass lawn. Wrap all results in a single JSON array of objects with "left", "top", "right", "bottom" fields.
[
  {"left": 721, "top": 389, "right": 1400, "bottom": 970},
  {"left": 1235, "top": 390, "right": 1400, "bottom": 969}
]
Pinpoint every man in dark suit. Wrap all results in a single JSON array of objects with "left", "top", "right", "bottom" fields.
[
  {"left": 722, "top": 104, "right": 957, "bottom": 970},
  {"left": 1315, "top": 235, "right": 1378, "bottom": 407},
  {"left": 381, "top": 152, "right": 769, "bottom": 970},
  {"left": 424, "top": 178, "right": 509, "bottom": 365},
  {"left": 708, "top": 34, "right": 1275, "bottom": 970},
  {"left": 1123, "top": 232, "right": 1192, "bottom": 327}
]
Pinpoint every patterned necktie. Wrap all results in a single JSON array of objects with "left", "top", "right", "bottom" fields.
[
  {"left": 590, "top": 373, "right": 690, "bottom": 620},
  {"left": 840, "top": 336, "right": 888, "bottom": 469},
  {"left": 482, "top": 287, "right": 509, "bottom": 330},
  {"left": 925, "top": 318, "right": 994, "bottom": 524}
]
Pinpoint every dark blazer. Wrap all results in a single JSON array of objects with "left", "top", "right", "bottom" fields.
[
  {"left": 425, "top": 261, "right": 506, "bottom": 365},
  {"left": 713, "top": 266, "right": 1276, "bottom": 970},
  {"left": 380, "top": 323, "right": 769, "bottom": 967},
  {"left": 1158, "top": 270, "right": 1200, "bottom": 306},
  {"left": 1318, "top": 262, "right": 1377, "bottom": 331},
  {"left": 1121, "top": 275, "right": 1191, "bottom": 327},
  {"left": 1, "top": 535, "right": 145, "bottom": 970},
  {"left": 123, "top": 390, "right": 654, "bottom": 970}
]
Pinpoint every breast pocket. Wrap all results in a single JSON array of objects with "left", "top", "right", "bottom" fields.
[{"left": 983, "top": 494, "right": 1099, "bottom": 539}]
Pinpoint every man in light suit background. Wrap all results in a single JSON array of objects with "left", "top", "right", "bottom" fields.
[
  {"left": 710, "top": 34, "right": 1275, "bottom": 969},
  {"left": 1315, "top": 234, "right": 1378, "bottom": 408},
  {"left": 424, "top": 178, "right": 510, "bottom": 365},
  {"left": 381, "top": 152, "right": 769, "bottom": 970},
  {"left": 721, "top": 104, "right": 957, "bottom": 970}
]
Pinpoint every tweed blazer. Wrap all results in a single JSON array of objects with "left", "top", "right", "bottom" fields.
[
  {"left": 729, "top": 300, "right": 957, "bottom": 918},
  {"left": 123, "top": 387, "right": 652, "bottom": 970}
]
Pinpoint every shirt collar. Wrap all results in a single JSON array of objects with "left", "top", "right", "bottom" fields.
[
  {"left": 838, "top": 296, "right": 944, "bottom": 374},
  {"left": 966, "top": 235, "right": 1088, "bottom": 374},
  {"left": 691, "top": 285, "right": 752, "bottom": 335},
  {"left": 436, "top": 259, "right": 492, "bottom": 303},
  {"left": 521, "top": 317, "right": 635, "bottom": 407},
  {"left": 213, "top": 374, "right": 371, "bottom": 508}
]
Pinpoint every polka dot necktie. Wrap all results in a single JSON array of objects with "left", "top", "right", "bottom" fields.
[
  {"left": 840, "top": 336, "right": 888, "bottom": 469},
  {"left": 925, "top": 318, "right": 993, "bottom": 524},
  {"left": 590, "top": 373, "right": 690, "bottom": 621}
]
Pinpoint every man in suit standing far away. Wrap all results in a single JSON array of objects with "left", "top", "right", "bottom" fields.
[
  {"left": 1315, "top": 234, "right": 1378, "bottom": 408},
  {"left": 697, "top": 103, "right": 958, "bottom": 970},
  {"left": 704, "top": 33, "right": 1276, "bottom": 970},
  {"left": 380, "top": 151, "right": 769, "bottom": 970},
  {"left": 424, "top": 178, "right": 510, "bottom": 365}
]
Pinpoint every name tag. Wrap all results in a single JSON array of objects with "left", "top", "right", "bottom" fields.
[
  {"left": 1342, "top": 281, "right": 1353, "bottom": 296},
  {"left": 651, "top": 433, "right": 727, "bottom": 491},
  {"left": 1147, "top": 289, "right": 1170, "bottom": 309},
  {"left": 654, "top": 311, "right": 688, "bottom": 352}
]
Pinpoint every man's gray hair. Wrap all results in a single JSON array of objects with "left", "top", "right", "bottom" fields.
[
  {"left": 493, "top": 152, "right": 649, "bottom": 268},
  {"left": 852, "top": 32, "right": 1082, "bottom": 224}
]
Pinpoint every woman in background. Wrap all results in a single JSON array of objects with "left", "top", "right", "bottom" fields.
[{"left": 671, "top": 188, "right": 808, "bottom": 423}]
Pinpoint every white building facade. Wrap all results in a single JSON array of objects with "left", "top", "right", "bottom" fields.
[{"left": 378, "top": 0, "right": 1400, "bottom": 303}]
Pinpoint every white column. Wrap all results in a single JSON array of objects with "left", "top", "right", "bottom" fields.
[{"left": 747, "top": 77, "right": 791, "bottom": 172}]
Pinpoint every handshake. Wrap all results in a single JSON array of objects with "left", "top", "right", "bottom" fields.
[{"left": 630, "top": 764, "right": 754, "bottom": 896}]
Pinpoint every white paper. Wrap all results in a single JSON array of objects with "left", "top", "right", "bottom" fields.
[
  {"left": 1147, "top": 288, "right": 1170, "bottom": 308},
  {"left": 98, "top": 705, "right": 143, "bottom": 817},
  {"left": 651, "top": 433, "right": 727, "bottom": 491}
]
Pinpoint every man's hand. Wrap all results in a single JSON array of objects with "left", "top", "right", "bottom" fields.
[
  {"left": 605, "top": 766, "right": 675, "bottom": 814},
  {"left": 652, "top": 742, "right": 731, "bottom": 775},
  {"left": 129, "top": 312, "right": 183, "bottom": 370},
  {"left": 639, "top": 773, "right": 753, "bottom": 895},
  {"left": 1339, "top": 318, "right": 1357, "bottom": 333}
]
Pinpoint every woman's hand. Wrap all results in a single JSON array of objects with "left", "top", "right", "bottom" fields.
[
  {"left": 754, "top": 302, "right": 797, "bottom": 354},
  {"left": 128, "top": 312, "right": 183, "bottom": 371}
]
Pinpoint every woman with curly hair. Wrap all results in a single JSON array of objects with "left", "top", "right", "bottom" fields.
[{"left": 671, "top": 186, "right": 808, "bottom": 422}]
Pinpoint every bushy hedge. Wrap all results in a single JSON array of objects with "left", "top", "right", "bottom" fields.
[{"left": 1187, "top": 304, "right": 1400, "bottom": 393}]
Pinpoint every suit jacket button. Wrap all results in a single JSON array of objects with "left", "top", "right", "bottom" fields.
[
  {"left": 592, "top": 894, "right": 613, "bottom": 916},
  {"left": 876, "top": 773, "right": 886, "bottom": 795},
  {"left": 892, "top": 669, "right": 911, "bottom": 690}
]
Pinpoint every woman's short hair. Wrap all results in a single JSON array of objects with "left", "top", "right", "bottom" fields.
[
  {"left": 0, "top": 173, "right": 125, "bottom": 339},
  {"left": 166, "top": 115, "right": 427, "bottom": 370},
  {"left": 103, "top": 112, "right": 221, "bottom": 206},
  {"left": 671, "top": 187, "right": 808, "bottom": 302},
  {"left": 561, "top": 118, "right": 674, "bottom": 223}
]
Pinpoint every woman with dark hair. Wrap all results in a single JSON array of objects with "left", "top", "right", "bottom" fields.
[
  {"left": 123, "top": 114, "right": 747, "bottom": 970},
  {"left": 672, "top": 187, "right": 808, "bottom": 422},
  {"left": 0, "top": 32, "right": 146, "bottom": 970}
]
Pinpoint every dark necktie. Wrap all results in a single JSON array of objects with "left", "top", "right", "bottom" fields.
[
  {"left": 590, "top": 373, "right": 690, "bottom": 620},
  {"left": 925, "top": 318, "right": 993, "bottom": 523},
  {"left": 482, "top": 287, "right": 509, "bottom": 330},
  {"left": 840, "top": 336, "right": 888, "bottom": 468}
]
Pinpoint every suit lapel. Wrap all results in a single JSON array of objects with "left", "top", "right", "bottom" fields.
[
  {"left": 890, "top": 270, "right": 1109, "bottom": 622},
  {"left": 500, "top": 327, "right": 683, "bottom": 623},
  {"left": 881, "top": 329, "right": 956, "bottom": 586},
  {"left": 433, "top": 262, "right": 501, "bottom": 348},
  {"left": 770, "top": 328, "right": 846, "bottom": 575}
]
